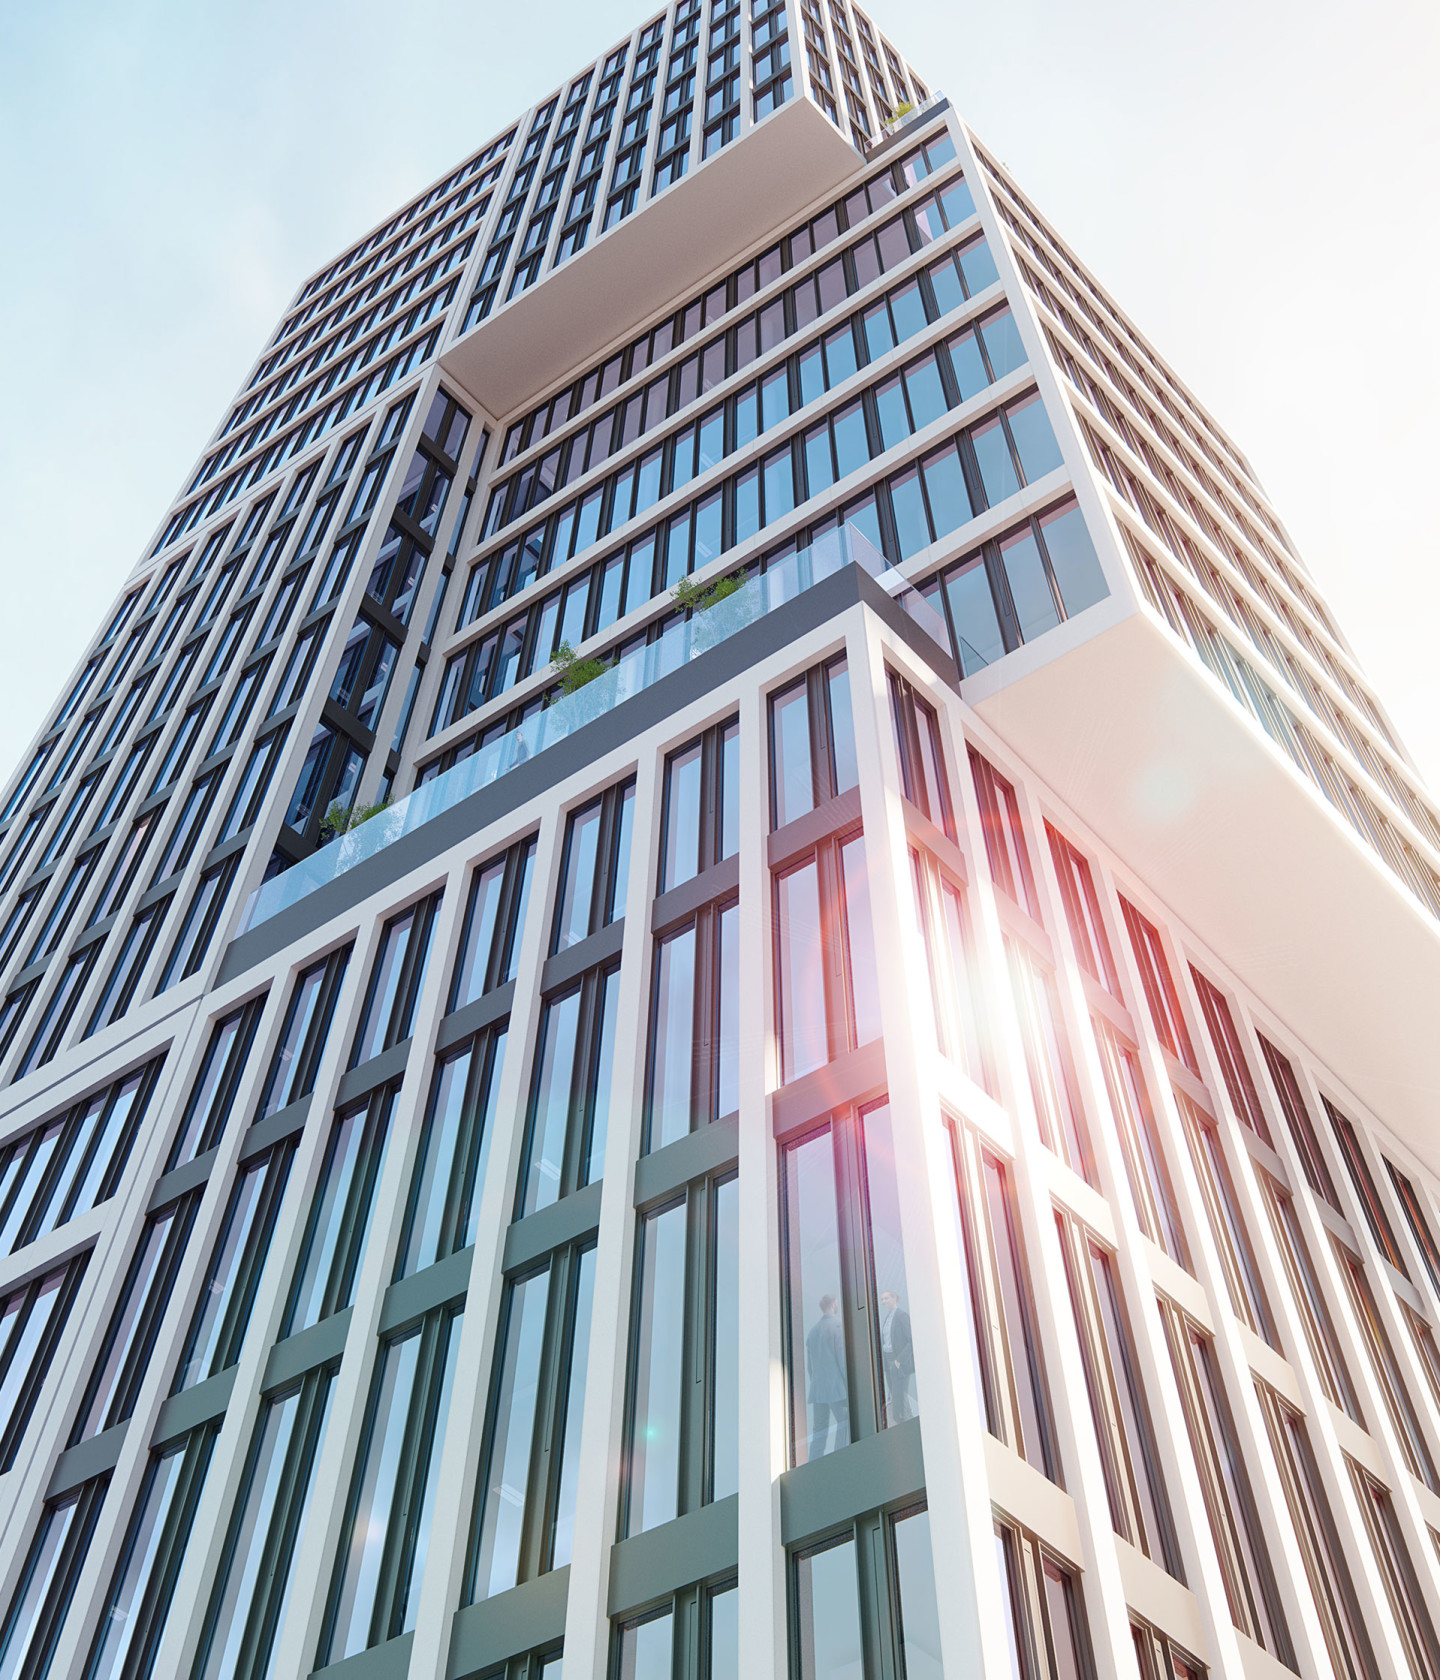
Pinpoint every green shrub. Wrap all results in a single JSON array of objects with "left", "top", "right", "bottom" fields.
[
  {"left": 673, "top": 571, "right": 745, "bottom": 613},
  {"left": 321, "top": 797, "right": 391, "bottom": 841},
  {"left": 552, "top": 641, "right": 609, "bottom": 693}
]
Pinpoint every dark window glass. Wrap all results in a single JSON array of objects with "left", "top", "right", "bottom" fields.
[
  {"left": 1045, "top": 825, "right": 1119, "bottom": 994},
  {"left": 0, "top": 1254, "right": 90, "bottom": 1471},
  {"left": 320, "top": 1307, "right": 463, "bottom": 1661},
  {"left": 552, "top": 779, "right": 635, "bottom": 952},
  {"left": 399, "top": 1026, "right": 507, "bottom": 1277},
  {"left": 783, "top": 1099, "right": 915, "bottom": 1466},
  {"left": 519, "top": 966, "right": 618, "bottom": 1215},
  {"left": 284, "top": 1086, "right": 395, "bottom": 1332},
  {"left": 172, "top": 1142, "right": 294, "bottom": 1393},
  {"left": 450, "top": 837, "right": 536, "bottom": 1009},
  {"left": 71, "top": 1194, "right": 201, "bottom": 1443},
  {"left": 953, "top": 1131, "right": 1056, "bottom": 1479},
  {"left": 256, "top": 945, "right": 351, "bottom": 1119},
  {"left": 351, "top": 893, "right": 442, "bottom": 1065},
  {"left": 193, "top": 1370, "right": 335, "bottom": 1680},
  {"left": 167, "top": 998, "right": 267, "bottom": 1169},
  {"left": 467, "top": 1242, "right": 596, "bottom": 1600}
]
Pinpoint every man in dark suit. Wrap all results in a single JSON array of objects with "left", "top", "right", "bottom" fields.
[{"left": 805, "top": 1293, "right": 849, "bottom": 1458}]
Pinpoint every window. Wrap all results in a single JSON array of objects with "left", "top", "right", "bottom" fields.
[
  {"left": 968, "top": 748, "right": 1040, "bottom": 919},
  {"left": 398, "top": 1024, "right": 507, "bottom": 1277},
  {"left": 1158, "top": 1302, "right": 1292, "bottom": 1661},
  {"left": 1173, "top": 1091, "right": 1275, "bottom": 1344},
  {"left": 1131, "top": 1616, "right": 1207, "bottom": 1680},
  {"left": 623, "top": 1172, "right": 738, "bottom": 1535},
  {"left": 70, "top": 1193, "right": 201, "bottom": 1444},
  {"left": 1189, "top": 970, "right": 1271, "bottom": 1145},
  {"left": 450, "top": 837, "right": 536, "bottom": 1009},
  {"left": 467, "top": 1239, "right": 596, "bottom": 1600},
  {"left": 1255, "top": 1384, "right": 1377, "bottom": 1680},
  {"left": 254, "top": 945, "right": 351, "bottom": 1119},
  {"left": 1259, "top": 1037, "right": 1337, "bottom": 1206},
  {"left": 769, "top": 656, "right": 857, "bottom": 829},
  {"left": 319, "top": 1306, "right": 463, "bottom": 1662},
  {"left": 790, "top": 1504, "right": 943, "bottom": 1680},
  {"left": 1092, "top": 1022, "right": 1189, "bottom": 1267},
  {"left": 907, "top": 846, "right": 991, "bottom": 1090},
  {"left": 217, "top": 732, "right": 285, "bottom": 842},
  {"left": 166, "top": 997, "right": 267, "bottom": 1169},
  {"left": 646, "top": 898, "right": 738, "bottom": 1149},
  {"left": 156, "top": 855, "right": 240, "bottom": 991},
  {"left": 774, "top": 823, "right": 879, "bottom": 1086},
  {"left": 782, "top": 1100, "right": 916, "bottom": 1465},
  {"left": 519, "top": 965, "right": 619, "bottom": 1215},
  {"left": 1333, "top": 1240, "right": 1438, "bottom": 1490},
  {"left": 0, "top": 1254, "right": 90, "bottom": 1471},
  {"left": 0, "top": 1478, "right": 110, "bottom": 1680},
  {"left": 150, "top": 769, "right": 220, "bottom": 886},
  {"left": 659, "top": 717, "right": 739, "bottom": 892},
  {"left": 615, "top": 1579, "right": 739, "bottom": 1680},
  {"left": 86, "top": 812, "right": 158, "bottom": 928},
  {"left": 552, "top": 779, "right": 635, "bottom": 952},
  {"left": 83, "top": 899, "right": 170, "bottom": 1036},
  {"left": 15, "top": 944, "right": 104, "bottom": 1077},
  {"left": 171, "top": 1141, "right": 295, "bottom": 1393},
  {"left": 0, "top": 1060, "right": 160, "bottom": 1255},
  {"left": 888, "top": 670, "right": 953, "bottom": 840},
  {"left": 1007, "top": 940, "right": 1092, "bottom": 1182},
  {"left": 351, "top": 892, "right": 443, "bottom": 1065},
  {"left": 1389, "top": 1161, "right": 1440, "bottom": 1301},
  {"left": 193, "top": 1368, "right": 335, "bottom": 1680},
  {"left": 284, "top": 1085, "right": 396, "bottom": 1332},
  {"left": 1326, "top": 1099, "right": 1408, "bottom": 1275},
  {"left": 952, "top": 1129, "right": 1056, "bottom": 1478},
  {"left": 1119, "top": 899, "right": 1196, "bottom": 1071},
  {"left": 1056, "top": 1212, "right": 1180, "bottom": 1573},
  {"left": 992, "top": 1518, "right": 1096, "bottom": 1680},
  {"left": 1349, "top": 1461, "right": 1440, "bottom": 1680},
  {"left": 84, "top": 1426, "right": 217, "bottom": 1680},
  {"left": 1258, "top": 1172, "right": 1361, "bottom": 1420}
]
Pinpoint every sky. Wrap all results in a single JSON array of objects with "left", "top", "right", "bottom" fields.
[{"left": 1, "top": 0, "right": 1437, "bottom": 790}]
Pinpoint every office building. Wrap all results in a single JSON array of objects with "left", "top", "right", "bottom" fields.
[{"left": 1, "top": 5, "right": 1439, "bottom": 1676}]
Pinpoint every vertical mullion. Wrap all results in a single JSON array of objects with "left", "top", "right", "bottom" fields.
[
  {"left": 835, "top": 1112, "right": 876, "bottom": 1444},
  {"left": 518, "top": 1250, "right": 565, "bottom": 1586},
  {"left": 323, "top": 1089, "right": 385, "bottom": 1321},
  {"left": 564, "top": 973, "right": 600, "bottom": 1197},
  {"left": 681, "top": 1180, "right": 706, "bottom": 1515},
  {"left": 377, "top": 1311, "right": 445, "bottom": 1645},
  {"left": 692, "top": 904, "right": 715, "bottom": 1127},
  {"left": 817, "top": 838, "right": 848, "bottom": 1063},
  {"left": 700, "top": 722, "right": 721, "bottom": 876}
]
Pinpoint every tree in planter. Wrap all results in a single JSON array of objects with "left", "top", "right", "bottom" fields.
[
  {"left": 552, "top": 641, "right": 609, "bottom": 694},
  {"left": 320, "top": 796, "right": 391, "bottom": 843},
  {"left": 672, "top": 571, "right": 745, "bottom": 614},
  {"left": 884, "top": 98, "right": 916, "bottom": 133},
  {"left": 674, "top": 568, "right": 757, "bottom": 649}
]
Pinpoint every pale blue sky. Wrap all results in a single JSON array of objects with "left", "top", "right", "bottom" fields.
[{"left": 2, "top": 0, "right": 1437, "bottom": 784}]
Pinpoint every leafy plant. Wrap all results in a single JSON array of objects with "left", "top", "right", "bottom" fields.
[
  {"left": 672, "top": 571, "right": 745, "bottom": 614},
  {"left": 321, "top": 797, "right": 390, "bottom": 841},
  {"left": 552, "top": 641, "right": 609, "bottom": 694}
]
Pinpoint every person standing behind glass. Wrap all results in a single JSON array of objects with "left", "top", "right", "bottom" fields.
[
  {"left": 879, "top": 1288, "right": 914, "bottom": 1423},
  {"left": 805, "top": 1293, "right": 849, "bottom": 1458}
]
